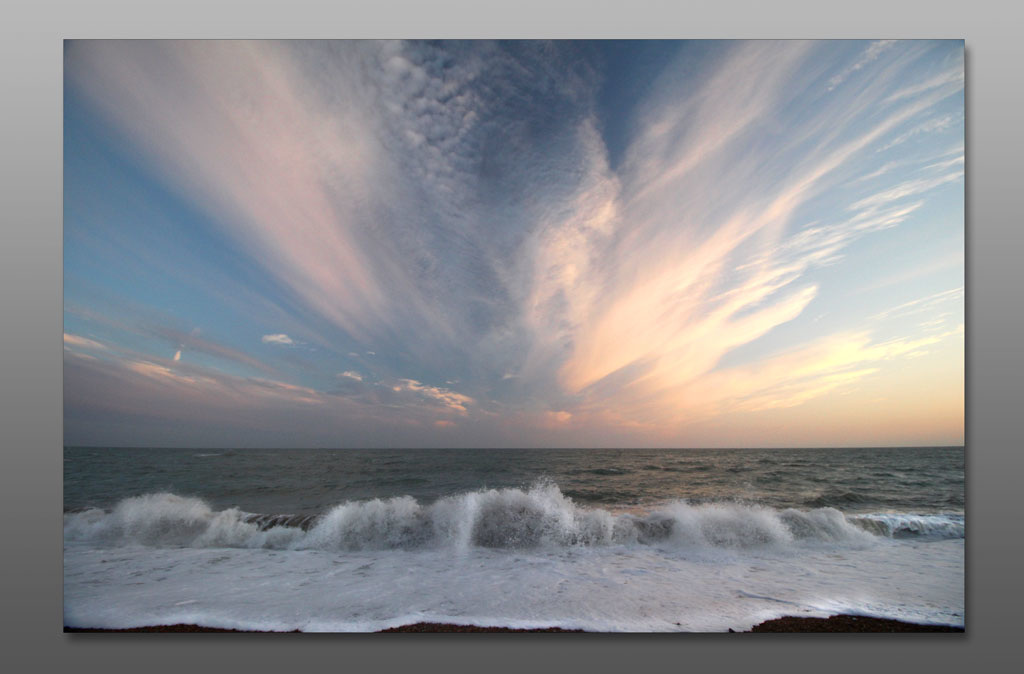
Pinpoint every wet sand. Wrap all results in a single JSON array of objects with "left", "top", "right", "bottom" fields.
[
  {"left": 64, "top": 614, "right": 964, "bottom": 633},
  {"left": 744, "top": 615, "right": 964, "bottom": 633}
]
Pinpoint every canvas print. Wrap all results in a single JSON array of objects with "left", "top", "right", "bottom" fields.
[{"left": 63, "top": 40, "right": 964, "bottom": 633}]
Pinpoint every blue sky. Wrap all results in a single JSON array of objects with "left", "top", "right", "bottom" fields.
[{"left": 63, "top": 40, "right": 964, "bottom": 448}]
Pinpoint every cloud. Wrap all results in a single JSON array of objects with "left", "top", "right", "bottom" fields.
[
  {"left": 63, "top": 346, "right": 488, "bottom": 447},
  {"left": 885, "top": 64, "right": 964, "bottom": 103},
  {"left": 922, "top": 154, "right": 964, "bottom": 171},
  {"left": 262, "top": 333, "right": 294, "bottom": 345},
  {"left": 65, "top": 41, "right": 402, "bottom": 345},
  {"left": 65, "top": 313, "right": 280, "bottom": 376},
  {"left": 77, "top": 352, "right": 323, "bottom": 411},
  {"left": 848, "top": 170, "right": 964, "bottom": 212},
  {"left": 63, "top": 333, "right": 108, "bottom": 351},
  {"left": 64, "top": 41, "right": 963, "bottom": 445},
  {"left": 390, "top": 378, "right": 473, "bottom": 414},
  {"left": 856, "top": 161, "right": 901, "bottom": 182},
  {"left": 147, "top": 325, "right": 278, "bottom": 375},
  {"left": 603, "top": 323, "right": 962, "bottom": 432},
  {"left": 827, "top": 40, "right": 897, "bottom": 90},
  {"left": 869, "top": 287, "right": 964, "bottom": 323},
  {"left": 544, "top": 411, "right": 573, "bottom": 427},
  {"left": 878, "top": 113, "right": 958, "bottom": 152},
  {"left": 529, "top": 44, "right": 955, "bottom": 418}
]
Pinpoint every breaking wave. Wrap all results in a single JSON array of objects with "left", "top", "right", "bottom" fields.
[
  {"left": 847, "top": 513, "right": 964, "bottom": 539},
  {"left": 63, "top": 483, "right": 963, "bottom": 552}
]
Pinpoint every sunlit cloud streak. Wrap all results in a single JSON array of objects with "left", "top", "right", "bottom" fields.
[
  {"left": 521, "top": 41, "right": 963, "bottom": 430},
  {"left": 64, "top": 333, "right": 108, "bottom": 351},
  {"left": 63, "top": 344, "right": 486, "bottom": 447},
  {"left": 67, "top": 41, "right": 418, "bottom": 346},
  {"left": 870, "top": 287, "right": 964, "bottom": 323}
]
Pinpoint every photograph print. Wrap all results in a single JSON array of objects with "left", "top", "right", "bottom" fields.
[{"left": 63, "top": 39, "right": 964, "bottom": 633}]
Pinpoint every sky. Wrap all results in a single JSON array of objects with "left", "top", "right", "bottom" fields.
[{"left": 62, "top": 40, "right": 964, "bottom": 448}]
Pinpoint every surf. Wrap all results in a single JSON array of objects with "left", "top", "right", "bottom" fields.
[{"left": 63, "top": 482, "right": 963, "bottom": 552}]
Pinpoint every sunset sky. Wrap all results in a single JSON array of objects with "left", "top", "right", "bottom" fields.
[{"left": 63, "top": 40, "right": 964, "bottom": 448}]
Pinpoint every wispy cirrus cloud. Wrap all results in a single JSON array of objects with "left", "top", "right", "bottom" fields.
[
  {"left": 63, "top": 333, "right": 108, "bottom": 351},
  {"left": 513, "top": 41, "right": 963, "bottom": 431},
  {"left": 699, "top": 323, "right": 962, "bottom": 418},
  {"left": 827, "top": 40, "right": 897, "bottom": 91},
  {"left": 64, "top": 40, "right": 964, "bottom": 446},
  {"left": 878, "top": 113, "right": 958, "bottom": 151},
  {"left": 885, "top": 64, "right": 965, "bottom": 103},
  {"left": 66, "top": 41, "right": 404, "bottom": 346},
  {"left": 64, "top": 344, "right": 482, "bottom": 448},
  {"left": 869, "top": 287, "right": 964, "bottom": 323},
  {"left": 64, "top": 312, "right": 281, "bottom": 377},
  {"left": 147, "top": 325, "right": 278, "bottom": 375},
  {"left": 65, "top": 41, "right": 595, "bottom": 368},
  {"left": 848, "top": 170, "right": 964, "bottom": 212}
]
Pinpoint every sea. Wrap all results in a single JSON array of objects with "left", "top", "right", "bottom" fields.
[{"left": 63, "top": 446, "right": 965, "bottom": 632}]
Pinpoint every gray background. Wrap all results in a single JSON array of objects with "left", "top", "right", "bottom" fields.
[{"left": 2, "top": 0, "right": 1019, "bottom": 671}]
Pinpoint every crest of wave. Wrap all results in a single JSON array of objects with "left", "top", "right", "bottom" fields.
[{"left": 63, "top": 483, "right": 896, "bottom": 552}]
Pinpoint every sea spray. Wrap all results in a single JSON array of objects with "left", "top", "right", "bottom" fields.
[
  {"left": 64, "top": 482, "right": 961, "bottom": 552},
  {"left": 64, "top": 447, "right": 965, "bottom": 631}
]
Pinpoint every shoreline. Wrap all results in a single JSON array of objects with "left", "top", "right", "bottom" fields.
[{"left": 64, "top": 614, "right": 965, "bottom": 633}]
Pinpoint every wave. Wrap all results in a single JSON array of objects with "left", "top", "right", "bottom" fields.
[
  {"left": 847, "top": 513, "right": 964, "bottom": 539},
  {"left": 63, "top": 483, "right": 963, "bottom": 553}
]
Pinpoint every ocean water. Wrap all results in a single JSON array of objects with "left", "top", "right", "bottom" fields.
[{"left": 63, "top": 446, "right": 965, "bottom": 632}]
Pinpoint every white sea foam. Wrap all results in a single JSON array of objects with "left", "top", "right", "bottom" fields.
[
  {"left": 848, "top": 512, "right": 965, "bottom": 538},
  {"left": 63, "top": 536, "right": 964, "bottom": 632},
  {"left": 63, "top": 446, "right": 965, "bottom": 632},
  {"left": 63, "top": 485, "right": 964, "bottom": 631},
  {"left": 64, "top": 484, "right": 951, "bottom": 553}
]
